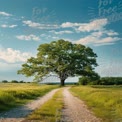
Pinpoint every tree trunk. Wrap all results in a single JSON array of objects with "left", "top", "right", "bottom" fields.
[{"left": 60, "top": 79, "right": 65, "bottom": 86}]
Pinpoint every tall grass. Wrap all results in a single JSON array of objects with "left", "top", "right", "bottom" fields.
[
  {"left": 70, "top": 86, "right": 122, "bottom": 122},
  {"left": 0, "top": 83, "right": 58, "bottom": 112},
  {"left": 27, "top": 89, "right": 64, "bottom": 122}
]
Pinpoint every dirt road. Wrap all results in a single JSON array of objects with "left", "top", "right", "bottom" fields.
[
  {"left": 0, "top": 87, "right": 101, "bottom": 122},
  {"left": 0, "top": 89, "right": 59, "bottom": 122},
  {"left": 61, "top": 87, "right": 101, "bottom": 122}
]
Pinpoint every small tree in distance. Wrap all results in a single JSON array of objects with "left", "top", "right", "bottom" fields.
[
  {"left": 18, "top": 39, "right": 99, "bottom": 86},
  {"left": 2, "top": 80, "right": 8, "bottom": 83},
  {"left": 79, "top": 73, "right": 100, "bottom": 85},
  {"left": 11, "top": 80, "right": 18, "bottom": 83}
]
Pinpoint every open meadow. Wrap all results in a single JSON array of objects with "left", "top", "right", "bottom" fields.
[
  {"left": 0, "top": 83, "right": 58, "bottom": 112},
  {"left": 70, "top": 85, "right": 122, "bottom": 122}
]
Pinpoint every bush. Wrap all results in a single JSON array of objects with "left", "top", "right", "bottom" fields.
[
  {"left": 79, "top": 76, "right": 90, "bottom": 85},
  {"left": 98, "top": 77, "right": 122, "bottom": 85},
  {"left": 79, "top": 75, "right": 100, "bottom": 85},
  {"left": 19, "top": 80, "right": 26, "bottom": 83},
  {"left": 0, "top": 92, "right": 15, "bottom": 105},
  {"left": 11, "top": 80, "right": 18, "bottom": 83},
  {"left": 2, "top": 80, "right": 8, "bottom": 83}
]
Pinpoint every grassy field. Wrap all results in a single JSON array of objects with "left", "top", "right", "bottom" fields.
[
  {"left": 0, "top": 83, "right": 58, "bottom": 112},
  {"left": 27, "top": 89, "right": 64, "bottom": 122},
  {"left": 70, "top": 85, "right": 122, "bottom": 122}
]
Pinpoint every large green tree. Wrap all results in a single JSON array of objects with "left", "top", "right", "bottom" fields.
[{"left": 18, "top": 39, "right": 98, "bottom": 86}]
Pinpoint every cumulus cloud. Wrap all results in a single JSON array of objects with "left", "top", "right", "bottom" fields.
[
  {"left": 74, "top": 18, "right": 121, "bottom": 46},
  {"left": 52, "top": 36, "right": 59, "bottom": 39},
  {"left": 61, "top": 22, "right": 81, "bottom": 28},
  {"left": 95, "top": 37, "right": 120, "bottom": 45},
  {"left": 20, "top": 18, "right": 120, "bottom": 46},
  {"left": 77, "top": 19, "right": 107, "bottom": 32},
  {"left": 0, "top": 11, "right": 12, "bottom": 16},
  {"left": 40, "top": 34, "right": 47, "bottom": 37},
  {"left": 49, "top": 30, "right": 73, "bottom": 34},
  {"left": 23, "top": 20, "right": 59, "bottom": 29},
  {"left": 0, "top": 48, "right": 31, "bottom": 63},
  {"left": 1, "top": 24, "right": 17, "bottom": 28},
  {"left": 16, "top": 34, "right": 40, "bottom": 41},
  {"left": 61, "top": 19, "right": 108, "bottom": 32},
  {"left": 9, "top": 25, "right": 18, "bottom": 28},
  {"left": 76, "top": 32, "right": 121, "bottom": 46},
  {"left": 23, "top": 20, "right": 40, "bottom": 28},
  {"left": 105, "top": 30, "right": 119, "bottom": 36}
]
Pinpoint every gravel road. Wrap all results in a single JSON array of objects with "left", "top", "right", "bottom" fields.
[
  {"left": 61, "top": 87, "right": 101, "bottom": 122},
  {"left": 0, "top": 88, "right": 59, "bottom": 122},
  {"left": 0, "top": 87, "right": 102, "bottom": 122}
]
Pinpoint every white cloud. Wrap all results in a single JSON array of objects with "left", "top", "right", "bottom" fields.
[
  {"left": 21, "top": 18, "right": 120, "bottom": 46},
  {"left": 40, "top": 34, "right": 59, "bottom": 40},
  {"left": 0, "top": 11, "right": 12, "bottom": 16},
  {"left": 1, "top": 24, "right": 17, "bottom": 28},
  {"left": 91, "top": 31, "right": 103, "bottom": 37},
  {"left": 105, "top": 30, "right": 119, "bottom": 36},
  {"left": 1, "top": 25, "right": 7, "bottom": 28},
  {"left": 16, "top": 34, "right": 40, "bottom": 41},
  {"left": 61, "top": 22, "right": 81, "bottom": 28},
  {"left": 95, "top": 37, "right": 120, "bottom": 46},
  {"left": 74, "top": 18, "right": 121, "bottom": 46},
  {"left": 76, "top": 35, "right": 97, "bottom": 45},
  {"left": 23, "top": 20, "right": 40, "bottom": 28},
  {"left": 40, "top": 34, "right": 47, "bottom": 37},
  {"left": 91, "top": 30, "right": 118, "bottom": 37},
  {"left": 61, "top": 19, "right": 108, "bottom": 32},
  {"left": 9, "top": 25, "right": 18, "bottom": 28},
  {"left": 76, "top": 32, "right": 121, "bottom": 46},
  {"left": 22, "top": 19, "right": 107, "bottom": 32},
  {"left": 49, "top": 30, "right": 73, "bottom": 35},
  {"left": 77, "top": 19, "right": 107, "bottom": 32},
  {"left": 0, "top": 48, "right": 31, "bottom": 63},
  {"left": 23, "top": 20, "right": 59, "bottom": 29},
  {"left": 52, "top": 36, "right": 59, "bottom": 39}
]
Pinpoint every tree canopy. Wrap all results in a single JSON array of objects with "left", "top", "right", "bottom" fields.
[{"left": 18, "top": 39, "right": 99, "bottom": 86}]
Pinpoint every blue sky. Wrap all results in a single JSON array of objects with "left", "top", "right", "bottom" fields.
[{"left": 0, "top": 0, "right": 122, "bottom": 81}]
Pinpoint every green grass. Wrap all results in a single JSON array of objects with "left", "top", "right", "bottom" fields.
[
  {"left": 27, "top": 89, "right": 64, "bottom": 122},
  {"left": 0, "top": 83, "right": 58, "bottom": 112},
  {"left": 70, "top": 85, "right": 122, "bottom": 122}
]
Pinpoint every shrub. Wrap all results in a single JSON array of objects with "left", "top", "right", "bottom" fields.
[
  {"left": 79, "top": 76, "right": 90, "bottom": 85},
  {"left": 19, "top": 80, "right": 26, "bottom": 83},
  {"left": 0, "top": 92, "right": 15, "bottom": 105},
  {"left": 2, "top": 80, "right": 8, "bottom": 83},
  {"left": 11, "top": 80, "right": 18, "bottom": 83},
  {"left": 98, "top": 77, "right": 122, "bottom": 85}
]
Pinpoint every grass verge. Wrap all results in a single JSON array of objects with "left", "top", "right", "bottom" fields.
[
  {"left": 0, "top": 83, "right": 58, "bottom": 112},
  {"left": 70, "top": 85, "right": 122, "bottom": 122},
  {"left": 27, "top": 89, "right": 63, "bottom": 122}
]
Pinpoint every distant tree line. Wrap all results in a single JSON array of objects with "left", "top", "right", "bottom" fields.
[
  {"left": 97, "top": 77, "right": 122, "bottom": 85},
  {"left": 1, "top": 80, "right": 30, "bottom": 83},
  {"left": 79, "top": 77, "right": 122, "bottom": 85}
]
